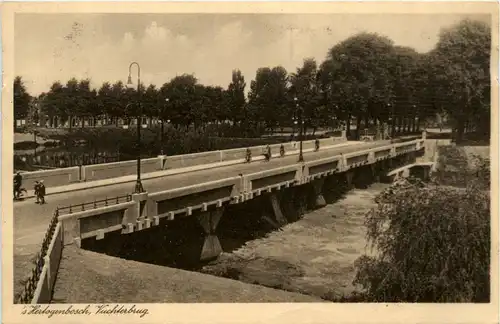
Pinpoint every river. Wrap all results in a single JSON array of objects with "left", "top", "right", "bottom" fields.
[{"left": 201, "top": 183, "right": 390, "bottom": 300}]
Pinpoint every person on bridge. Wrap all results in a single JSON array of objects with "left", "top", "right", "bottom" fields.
[
  {"left": 34, "top": 181, "right": 40, "bottom": 203},
  {"left": 37, "top": 180, "right": 46, "bottom": 204},
  {"left": 264, "top": 145, "right": 271, "bottom": 161},
  {"left": 13, "top": 172, "right": 22, "bottom": 200}
]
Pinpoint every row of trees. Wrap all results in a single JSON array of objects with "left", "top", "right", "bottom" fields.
[{"left": 14, "top": 18, "right": 490, "bottom": 141}]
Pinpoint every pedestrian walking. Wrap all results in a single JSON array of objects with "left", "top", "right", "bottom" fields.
[
  {"left": 13, "top": 172, "right": 22, "bottom": 200},
  {"left": 38, "top": 180, "right": 46, "bottom": 204},
  {"left": 34, "top": 181, "right": 40, "bottom": 203}
]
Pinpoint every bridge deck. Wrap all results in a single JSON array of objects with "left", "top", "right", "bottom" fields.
[{"left": 13, "top": 140, "right": 392, "bottom": 298}]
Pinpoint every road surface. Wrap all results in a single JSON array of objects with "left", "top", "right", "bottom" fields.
[{"left": 13, "top": 140, "right": 392, "bottom": 297}]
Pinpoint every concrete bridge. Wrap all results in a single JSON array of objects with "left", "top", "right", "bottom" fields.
[
  {"left": 57, "top": 136, "right": 430, "bottom": 260},
  {"left": 16, "top": 133, "right": 435, "bottom": 303}
]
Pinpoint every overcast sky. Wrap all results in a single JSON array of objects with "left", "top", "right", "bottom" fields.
[{"left": 15, "top": 13, "right": 490, "bottom": 96}]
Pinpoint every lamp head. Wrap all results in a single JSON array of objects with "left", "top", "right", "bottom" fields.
[{"left": 127, "top": 75, "right": 133, "bottom": 86}]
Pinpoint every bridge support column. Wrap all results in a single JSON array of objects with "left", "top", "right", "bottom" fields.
[
  {"left": 121, "top": 192, "right": 148, "bottom": 230},
  {"left": 323, "top": 175, "right": 347, "bottom": 204},
  {"left": 269, "top": 193, "right": 288, "bottom": 226},
  {"left": 311, "top": 178, "right": 326, "bottom": 208},
  {"left": 280, "top": 189, "right": 301, "bottom": 222},
  {"left": 345, "top": 171, "right": 355, "bottom": 190},
  {"left": 197, "top": 209, "right": 224, "bottom": 262},
  {"left": 371, "top": 164, "right": 380, "bottom": 183},
  {"left": 358, "top": 166, "right": 375, "bottom": 188}
]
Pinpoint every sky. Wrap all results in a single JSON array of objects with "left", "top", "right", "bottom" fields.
[{"left": 15, "top": 13, "right": 490, "bottom": 96}]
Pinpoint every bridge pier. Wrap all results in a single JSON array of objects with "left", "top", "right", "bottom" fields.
[
  {"left": 370, "top": 163, "right": 381, "bottom": 183},
  {"left": 269, "top": 192, "right": 288, "bottom": 226},
  {"left": 197, "top": 208, "right": 224, "bottom": 262},
  {"left": 352, "top": 166, "right": 374, "bottom": 189},
  {"left": 280, "top": 189, "right": 301, "bottom": 222},
  {"left": 345, "top": 171, "right": 355, "bottom": 190},
  {"left": 323, "top": 174, "right": 348, "bottom": 204},
  {"left": 310, "top": 178, "right": 326, "bottom": 208}
]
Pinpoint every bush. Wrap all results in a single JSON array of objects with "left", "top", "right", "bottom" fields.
[
  {"left": 353, "top": 177, "right": 490, "bottom": 302},
  {"left": 435, "top": 146, "right": 490, "bottom": 188},
  {"left": 13, "top": 141, "right": 40, "bottom": 150}
]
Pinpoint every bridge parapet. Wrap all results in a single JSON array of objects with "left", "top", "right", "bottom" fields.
[{"left": 16, "top": 137, "right": 347, "bottom": 189}]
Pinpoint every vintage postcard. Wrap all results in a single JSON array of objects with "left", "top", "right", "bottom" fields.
[{"left": 2, "top": 1, "right": 499, "bottom": 323}]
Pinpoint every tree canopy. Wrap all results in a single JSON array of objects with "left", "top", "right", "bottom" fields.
[{"left": 26, "top": 18, "right": 489, "bottom": 140}]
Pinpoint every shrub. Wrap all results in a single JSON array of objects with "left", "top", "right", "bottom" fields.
[
  {"left": 353, "top": 177, "right": 490, "bottom": 302},
  {"left": 13, "top": 141, "right": 39, "bottom": 150}
]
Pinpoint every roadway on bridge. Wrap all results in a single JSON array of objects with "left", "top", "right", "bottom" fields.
[{"left": 13, "top": 140, "right": 391, "bottom": 296}]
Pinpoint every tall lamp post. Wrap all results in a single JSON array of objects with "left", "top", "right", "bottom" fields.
[
  {"left": 159, "top": 98, "right": 169, "bottom": 155},
  {"left": 294, "top": 97, "right": 304, "bottom": 162},
  {"left": 387, "top": 103, "right": 395, "bottom": 138},
  {"left": 127, "top": 61, "right": 144, "bottom": 194}
]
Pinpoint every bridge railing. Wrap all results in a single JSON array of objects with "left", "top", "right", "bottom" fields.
[
  {"left": 16, "top": 210, "right": 59, "bottom": 304},
  {"left": 56, "top": 194, "right": 133, "bottom": 216}
]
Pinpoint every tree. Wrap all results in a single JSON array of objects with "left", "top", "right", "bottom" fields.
[
  {"left": 226, "top": 70, "right": 247, "bottom": 124},
  {"left": 76, "top": 79, "right": 98, "bottom": 127},
  {"left": 13, "top": 76, "right": 32, "bottom": 124},
  {"left": 160, "top": 74, "right": 199, "bottom": 130},
  {"left": 97, "top": 82, "right": 114, "bottom": 125},
  {"left": 143, "top": 84, "right": 160, "bottom": 127},
  {"left": 248, "top": 66, "right": 289, "bottom": 134},
  {"left": 42, "top": 81, "right": 66, "bottom": 127},
  {"left": 290, "top": 58, "right": 321, "bottom": 135},
  {"left": 323, "top": 33, "right": 395, "bottom": 138},
  {"left": 354, "top": 175, "right": 490, "bottom": 302},
  {"left": 429, "top": 19, "right": 491, "bottom": 142}
]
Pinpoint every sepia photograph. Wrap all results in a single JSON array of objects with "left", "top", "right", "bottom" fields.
[{"left": 2, "top": 1, "right": 498, "bottom": 323}]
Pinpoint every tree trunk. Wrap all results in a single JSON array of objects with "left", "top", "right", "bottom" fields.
[
  {"left": 456, "top": 115, "right": 465, "bottom": 143},
  {"left": 355, "top": 114, "right": 362, "bottom": 140},
  {"left": 346, "top": 114, "right": 351, "bottom": 139}
]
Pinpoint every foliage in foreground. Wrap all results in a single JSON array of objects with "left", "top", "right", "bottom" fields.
[{"left": 353, "top": 176, "right": 490, "bottom": 302}]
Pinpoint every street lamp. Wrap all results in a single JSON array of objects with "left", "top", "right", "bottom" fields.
[
  {"left": 294, "top": 97, "right": 304, "bottom": 162},
  {"left": 387, "top": 103, "right": 395, "bottom": 138},
  {"left": 413, "top": 105, "right": 418, "bottom": 132},
  {"left": 127, "top": 61, "right": 144, "bottom": 194},
  {"left": 159, "top": 98, "right": 169, "bottom": 155}
]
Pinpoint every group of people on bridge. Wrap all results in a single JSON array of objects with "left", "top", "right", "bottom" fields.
[
  {"left": 13, "top": 172, "right": 46, "bottom": 204},
  {"left": 246, "top": 139, "right": 321, "bottom": 163}
]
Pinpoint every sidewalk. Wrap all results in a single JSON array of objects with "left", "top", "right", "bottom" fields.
[{"left": 18, "top": 141, "right": 359, "bottom": 199}]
